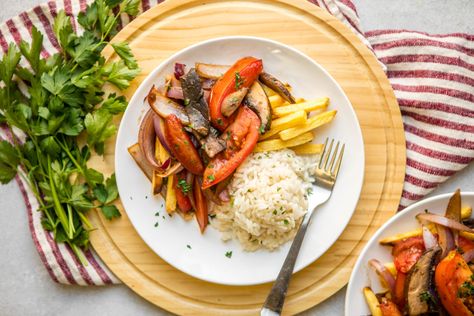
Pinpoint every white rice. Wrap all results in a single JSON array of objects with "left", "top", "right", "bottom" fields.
[{"left": 210, "top": 149, "right": 317, "bottom": 251}]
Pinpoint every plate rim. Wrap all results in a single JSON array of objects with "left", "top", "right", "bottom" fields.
[
  {"left": 115, "top": 35, "right": 365, "bottom": 285},
  {"left": 345, "top": 191, "right": 474, "bottom": 315}
]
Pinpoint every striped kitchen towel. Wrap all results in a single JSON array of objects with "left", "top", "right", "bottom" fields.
[{"left": 0, "top": 0, "right": 472, "bottom": 285}]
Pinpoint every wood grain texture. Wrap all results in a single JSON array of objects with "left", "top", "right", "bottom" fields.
[{"left": 88, "top": 0, "right": 406, "bottom": 314}]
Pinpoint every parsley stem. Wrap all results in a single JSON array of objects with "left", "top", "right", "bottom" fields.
[
  {"left": 68, "top": 242, "right": 87, "bottom": 265},
  {"left": 47, "top": 155, "right": 72, "bottom": 239},
  {"left": 55, "top": 136, "right": 85, "bottom": 176}
]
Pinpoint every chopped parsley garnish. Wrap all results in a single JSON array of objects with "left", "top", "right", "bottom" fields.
[
  {"left": 419, "top": 291, "right": 433, "bottom": 303},
  {"left": 273, "top": 210, "right": 277, "bottom": 215},
  {"left": 207, "top": 174, "right": 215, "bottom": 181},
  {"left": 187, "top": 244, "right": 192, "bottom": 249},
  {"left": 184, "top": 98, "right": 190, "bottom": 106},
  {"left": 216, "top": 118, "right": 223, "bottom": 125},
  {"left": 235, "top": 72, "right": 243, "bottom": 89},
  {"left": 307, "top": 188, "right": 313, "bottom": 196},
  {"left": 177, "top": 179, "right": 191, "bottom": 194},
  {"left": 209, "top": 214, "right": 216, "bottom": 219},
  {"left": 154, "top": 222, "right": 159, "bottom": 227},
  {"left": 283, "top": 219, "right": 289, "bottom": 225},
  {"left": 458, "top": 281, "right": 474, "bottom": 298},
  {"left": 226, "top": 131, "right": 231, "bottom": 140},
  {"left": 225, "top": 251, "right": 233, "bottom": 258},
  {"left": 155, "top": 212, "right": 159, "bottom": 216},
  {"left": 277, "top": 187, "right": 281, "bottom": 192},
  {"left": 258, "top": 124, "right": 265, "bottom": 135}
]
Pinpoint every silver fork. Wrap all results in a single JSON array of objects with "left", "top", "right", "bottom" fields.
[{"left": 261, "top": 138, "right": 345, "bottom": 316}]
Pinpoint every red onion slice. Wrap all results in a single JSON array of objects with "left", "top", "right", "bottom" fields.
[
  {"left": 417, "top": 213, "right": 474, "bottom": 232},
  {"left": 369, "top": 259, "right": 396, "bottom": 294},
  {"left": 174, "top": 63, "right": 186, "bottom": 80},
  {"left": 437, "top": 224, "right": 455, "bottom": 258},
  {"left": 138, "top": 110, "right": 161, "bottom": 169},
  {"left": 463, "top": 249, "right": 474, "bottom": 263},
  {"left": 218, "top": 189, "right": 230, "bottom": 203},
  {"left": 422, "top": 225, "right": 438, "bottom": 249},
  {"left": 147, "top": 87, "right": 190, "bottom": 125},
  {"left": 153, "top": 115, "right": 172, "bottom": 154},
  {"left": 167, "top": 86, "right": 184, "bottom": 100}
]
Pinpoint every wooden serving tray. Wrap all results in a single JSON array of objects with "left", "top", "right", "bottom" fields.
[{"left": 88, "top": 0, "right": 406, "bottom": 314}]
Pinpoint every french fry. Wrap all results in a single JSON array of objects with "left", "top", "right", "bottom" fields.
[
  {"left": 259, "top": 110, "right": 307, "bottom": 140},
  {"left": 379, "top": 228, "right": 423, "bottom": 246},
  {"left": 291, "top": 143, "right": 324, "bottom": 155},
  {"left": 384, "top": 262, "right": 397, "bottom": 277},
  {"left": 460, "top": 231, "right": 474, "bottom": 241},
  {"left": 363, "top": 287, "right": 382, "bottom": 316},
  {"left": 273, "top": 98, "right": 329, "bottom": 117},
  {"left": 268, "top": 94, "right": 285, "bottom": 108},
  {"left": 278, "top": 110, "right": 337, "bottom": 141},
  {"left": 462, "top": 206, "right": 472, "bottom": 219},
  {"left": 158, "top": 139, "right": 170, "bottom": 163},
  {"left": 165, "top": 175, "right": 177, "bottom": 214},
  {"left": 254, "top": 132, "right": 313, "bottom": 152},
  {"left": 152, "top": 172, "right": 163, "bottom": 195}
]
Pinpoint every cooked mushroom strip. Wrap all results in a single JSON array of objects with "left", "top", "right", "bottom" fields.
[
  {"left": 201, "top": 135, "right": 226, "bottom": 158},
  {"left": 259, "top": 72, "right": 295, "bottom": 103},
  {"left": 244, "top": 81, "right": 272, "bottom": 132},
  {"left": 181, "top": 68, "right": 210, "bottom": 136},
  {"left": 405, "top": 246, "right": 442, "bottom": 315},
  {"left": 221, "top": 87, "right": 248, "bottom": 117}
]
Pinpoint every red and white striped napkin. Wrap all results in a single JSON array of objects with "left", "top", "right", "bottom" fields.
[{"left": 0, "top": 0, "right": 472, "bottom": 285}]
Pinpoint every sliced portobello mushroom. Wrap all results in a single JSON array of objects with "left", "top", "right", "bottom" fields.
[
  {"left": 180, "top": 68, "right": 211, "bottom": 136},
  {"left": 405, "top": 246, "right": 442, "bottom": 315},
  {"left": 259, "top": 72, "right": 295, "bottom": 103},
  {"left": 195, "top": 63, "right": 230, "bottom": 79},
  {"left": 221, "top": 87, "right": 249, "bottom": 117},
  {"left": 244, "top": 81, "right": 272, "bottom": 132}
]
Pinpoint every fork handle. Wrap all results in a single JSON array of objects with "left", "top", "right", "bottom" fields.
[{"left": 261, "top": 212, "right": 312, "bottom": 315}]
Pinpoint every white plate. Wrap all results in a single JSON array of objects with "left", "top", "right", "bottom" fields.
[
  {"left": 115, "top": 36, "right": 365, "bottom": 285},
  {"left": 345, "top": 192, "right": 474, "bottom": 315}
]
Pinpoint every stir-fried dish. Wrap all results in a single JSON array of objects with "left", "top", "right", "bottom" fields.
[
  {"left": 128, "top": 56, "right": 336, "bottom": 245},
  {"left": 363, "top": 190, "right": 474, "bottom": 316}
]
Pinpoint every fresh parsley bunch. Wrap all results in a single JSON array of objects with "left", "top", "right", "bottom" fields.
[{"left": 0, "top": 0, "right": 141, "bottom": 262}]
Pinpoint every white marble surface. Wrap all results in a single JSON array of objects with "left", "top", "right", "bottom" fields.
[{"left": 0, "top": 1, "right": 473, "bottom": 315}]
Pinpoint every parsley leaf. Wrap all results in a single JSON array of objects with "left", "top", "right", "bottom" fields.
[
  {"left": 0, "top": 141, "right": 19, "bottom": 184},
  {"left": 100, "top": 204, "right": 121, "bottom": 220},
  {"left": 112, "top": 42, "right": 138, "bottom": 69},
  {"left": 84, "top": 109, "right": 116, "bottom": 154},
  {"left": 102, "top": 60, "right": 140, "bottom": 90}
]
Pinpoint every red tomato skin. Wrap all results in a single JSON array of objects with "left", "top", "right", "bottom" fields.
[
  {"left": 392, "top": 236, "right": 425, "bottom": 273},
  {"left": 393, "top": 272, "right": 406, "bottom": 309},
  {"left": 175, "top": 172, "right": 192, "bottom": 213},
  {"left": 193, "top": 178, "right": 208, "bottom": 233},
  {"left": 460, "top": 236, "right": 474, "bottom": 253},
  {"left": 379, "top": 297, "right": 403, "bottom": 316},
  {"left": 209, "top": 57, "right": 263, "bottom": 131},
  {"left": 202, "top": 107, "right": 260, "bottom": 189},
  {"left": 435, "top": 250, "right": 474, "bottom": 316},
  {"left": 164, "top": 115, "right": 204, "bottom": 175}
]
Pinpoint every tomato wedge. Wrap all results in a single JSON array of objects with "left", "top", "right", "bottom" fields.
[
  {"left": 209, "top": 56, "right": 263, "bottom": 131},
  {"left": 460, "top": 236, "right": 474, "bottom": 253},
  {"left": 392, "top": 236, "right": 425, "bottom": 273},
  {"left": 435, "top": 250, "right": 474, "bottom": 316},
  {"left": 393, "top": 272, "right": 406, "bottom": 309},
  {"left": 193, "top": 178, "right": 208, "bottom": 233},
  {"left": 175, "top": 171, "right": 192, "bottom": 213},
  {"left": 379, "top": 297, "right": 403, "bottom": 316},
  {"left": 202, "top": 106, "right": 260, "bottom": 189},
  {"left": 164, "top": 114, "right": 204, "bottom": 175}
]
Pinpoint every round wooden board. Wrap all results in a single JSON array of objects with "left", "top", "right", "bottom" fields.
[{"left": 87, "top": 0, "right": 406, "bottom": 314}]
